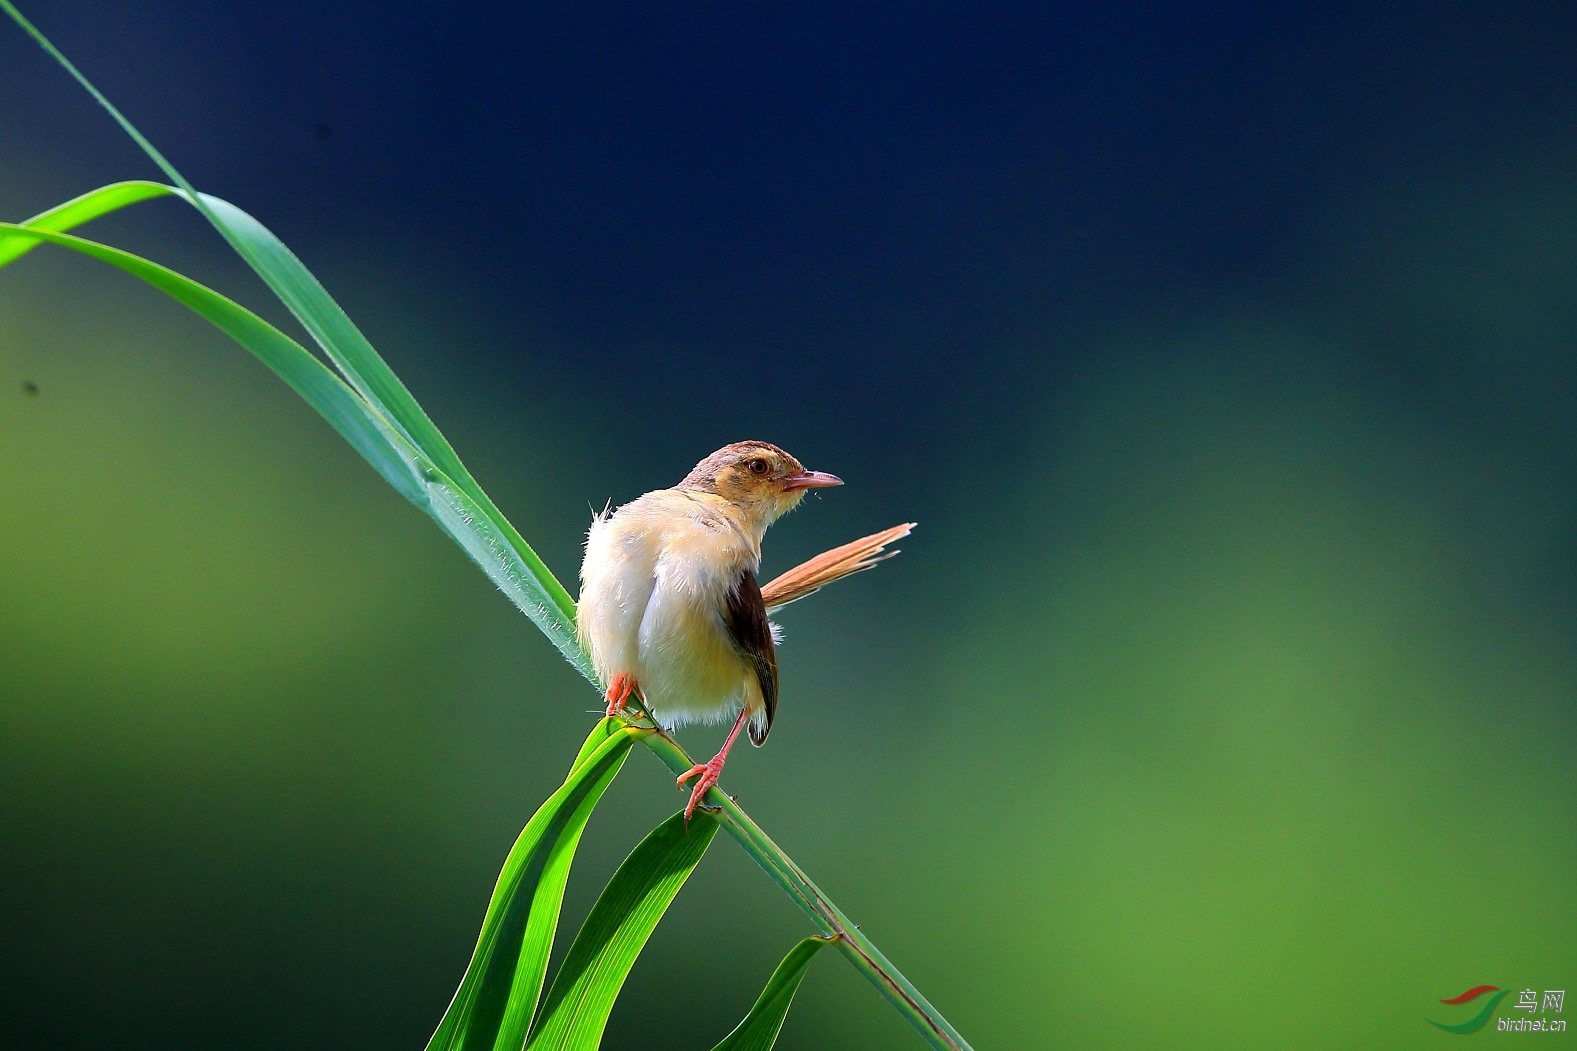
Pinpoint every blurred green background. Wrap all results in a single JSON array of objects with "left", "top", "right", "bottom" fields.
[{"left": 2, "top": 3, "right": 1575, "bottom": 1049}]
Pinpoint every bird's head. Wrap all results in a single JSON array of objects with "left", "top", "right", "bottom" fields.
[{"left": 678, "top": 441, "right": 843, "bottom": 529}]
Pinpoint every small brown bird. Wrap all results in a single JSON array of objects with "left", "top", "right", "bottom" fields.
[{"left": 578, "top": 441, "right": 912, "bottom": 818}]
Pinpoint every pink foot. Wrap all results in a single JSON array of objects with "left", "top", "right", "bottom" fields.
[
  {"left": 604, "top": 673, "right": 636, "bottom": 718},
  {"left": 676, "top": 757, "right": 725, "bottom": 821}
]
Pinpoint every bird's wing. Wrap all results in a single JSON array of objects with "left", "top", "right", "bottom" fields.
[
  {"left": 725, "top": 567, "right": 779, "bottom": 746},
  {"left": 759, "top": 523, "right": 916, "bottom": 611}
]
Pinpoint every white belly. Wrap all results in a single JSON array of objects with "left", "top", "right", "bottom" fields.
[{"left": 577, "top": 490, "right": 764, "bottom": 729}]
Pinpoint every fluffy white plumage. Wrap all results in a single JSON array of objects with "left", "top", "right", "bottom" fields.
[{"left": 578, "top": 486, "right": 773, "bottom": 736}]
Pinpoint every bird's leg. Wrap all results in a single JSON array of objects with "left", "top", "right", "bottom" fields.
[
  {"left": 604, "top": 673, "right": 637, "bottom": 718},
  {"left": 677, "top": 708, "right": 750, "bottom": 821}
]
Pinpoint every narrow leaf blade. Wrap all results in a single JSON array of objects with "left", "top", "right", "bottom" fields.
[
  {"left": 0, "top": 4, "right": 433, "bottom": 463},
  {"left": 427, "top": 720, "right": 640, "bottom": 1051},
  {"left": 180, "top": 190, "right": 583, "bottom": 644},
  {"left": 710, "top": 937, "right": 834, "bottom": 1051},
  {"left": 0, "top": 0, "right": 582, "bottom": 641},
  {"left": 0, "top": 179, "right": 174, "bottom": 266},
  {"left": 527, "top": 812, "right": 719, "bottom": 1051},
  {"left": 185, "top": 193, "right": 469, "bottom": 478},
  {"left": 0, "top": 222, "right": 429, "bottom": 504},
  {"left": 568, "top": 717, "right": 632, "bottom": 776},
  {"left": 0, "top": 222, "right": 594, "bottom": 678}
]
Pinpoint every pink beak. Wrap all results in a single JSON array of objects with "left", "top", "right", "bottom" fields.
[{"left": 781, "top": 470, "right": 844, "bottom": 491}]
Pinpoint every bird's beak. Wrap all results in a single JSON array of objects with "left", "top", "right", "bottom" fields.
[{"left": 781, "top": 470, "right": 844, "bottom": 491}]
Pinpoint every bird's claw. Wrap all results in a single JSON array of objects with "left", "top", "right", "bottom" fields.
[
  {"left": 677, "top": 758, "right": 725, "bottom": 822},
  {"left": 604, "top": 673, "right": 636, "bottom": 718}
]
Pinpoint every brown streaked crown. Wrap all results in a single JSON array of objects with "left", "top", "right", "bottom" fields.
[
  {"left": 676, "top": 442, "right": 842, "bottom": 529},
  {"left": 678, "top": 441, "right": 804, "bottom": 493}
]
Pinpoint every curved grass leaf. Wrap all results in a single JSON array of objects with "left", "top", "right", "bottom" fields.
[
  {"left": 0, "top": 176, "right": 470, "bottom": 492},
  {"left": 0, "top": 174, "right": 586, "bottom": 673},
  {"left": 186, "top": 189, "right": 583, "bottom": 648},
  {"left": 0, "top": 218, "right": 593, "bottom": 679},
  {"left": 527, "top": 812, "right": 719, "bottom": 1051},
  {"left": 0, "top": 222, "right": 431, "bottom": 503},
  {"left": 710, "top": 937, "right": 834, "bottom": 1051},
  {"left": 427, "top": 720, "right": 641, "bottom": 1051},
  {"left": 0, "top": 174, "right": 586, "bottom": 671},
  {"left": 0, "top": 179, "right": 171, "bottom": 267},
  {"left": 0, "top": 8, "right": 455, "bottom": 471}
]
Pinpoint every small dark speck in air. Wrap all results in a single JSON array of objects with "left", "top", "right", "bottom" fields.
[
  {"left": 312, "top": 122, "right": 332, "bottom": 140},
  {"left": 22, "top": 380, "right": 39, "bottom": 397}
]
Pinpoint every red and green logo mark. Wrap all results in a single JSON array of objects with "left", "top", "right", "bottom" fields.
[
  {"left": 1429, "top": 986, "right": 1567, "bottom": 1033},
  {"left": 1431, "top": 984, "right": 1564, "bottom": 1028},
  {"left": 1428, "top": 986, "right": 1511, "bottom": 1034}
]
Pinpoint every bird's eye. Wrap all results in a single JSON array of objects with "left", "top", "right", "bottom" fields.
[{"left": 748, "top": 458, "right": 770, "bottom": 476}]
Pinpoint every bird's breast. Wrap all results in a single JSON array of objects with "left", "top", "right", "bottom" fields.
[{"left": 578, "top": 489, "right": 761, "bottom": 727}]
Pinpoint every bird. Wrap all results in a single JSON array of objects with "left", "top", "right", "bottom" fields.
[{"left": 577, "top": 441, "right": 913, "bottom": 819}]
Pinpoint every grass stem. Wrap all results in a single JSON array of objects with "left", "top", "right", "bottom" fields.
[{"left": 635, "top": 728, "right": 973, "bottom": 1051}]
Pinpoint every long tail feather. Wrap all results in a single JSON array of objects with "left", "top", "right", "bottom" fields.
[{"left": 760, "top": 523, "right": 915, "bottom": 610}]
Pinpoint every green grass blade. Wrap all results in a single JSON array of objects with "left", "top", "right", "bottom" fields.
[
  {"left": 0, "top": 220, "right": 594, "bottom": 676},
  {"left": 0, "top": 178, "right": 575, "bottom": 639},
  {"left": 637, "top": 733, "right": 972, "bottom": 1051},
  {"left": 0, "top": 222, "right": 431, "bottom": 503},
  {"left": 0, "top": 5, "right": 420, "bottom": 444},
  {"left": 417, "top": 466, "right": 592, "bottom": 676},
  {"left": 190, "top": 187, "right": 582, "bottom": 639},
  {"left": 3, "top": 183, "right": 582, "bottom": 662},
  {"left": 527, "top": 812, "right": 719, "bottom": 1051},
  {"left": 3, "top": 0, "right": 580, "bottom": 635},
  {"left": 568, "top": 718, "right": 633, "bottom": 776},
  {"left": 709, "top": 937, "right": 833, "bottom": 1051},
  {"left": 0, "top": 179, "right": 173, "bottom": 266},
  {"left": 183, "top": 192, "right": 471, "bottom": 481},
  {"left": 428, "top": 720, "right": 641, "bottom": 1051}
]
